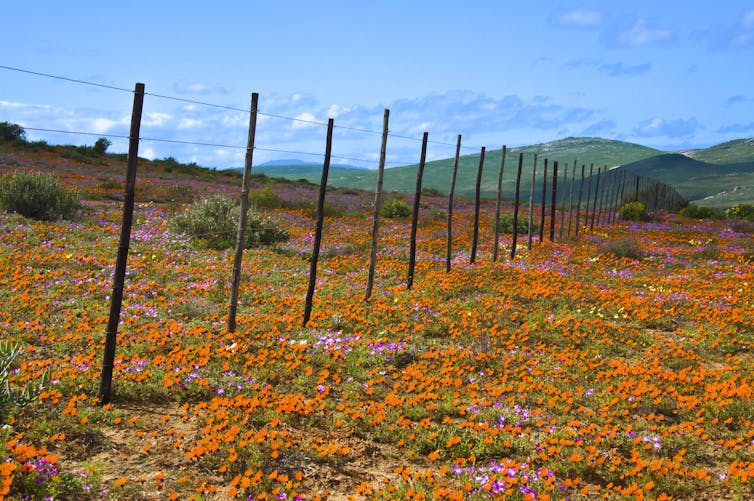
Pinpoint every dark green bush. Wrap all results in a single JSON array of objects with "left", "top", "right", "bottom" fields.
[
  {"left": 0, "top": 121, "right": 26, "bottom": 142},
  {"left": 379, "top": 197, "right": 411, "bottom": 218},
  {"left": 680, "top": 204, "right": 721, "bottom": 219},
  {"left": 421, "top": 187, "right": 444, "bottom": 197},
  {"left": 170, "top": 195, "right": 289, "bottom": 249},
  {"left": 93, "top": 137, "right": 111, "bottom": 155},
  {"left": 619, "top": 201, "right": 650, "bottom": 222},
  {"left": 0, "top": 171, "right": 81, "bottom": 220},
  {"left": 495, "top": 213, "right": 538, "bottom": 234}
]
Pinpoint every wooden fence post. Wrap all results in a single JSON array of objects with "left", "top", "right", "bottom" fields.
[
  {"left": 574, "top": 164, "right": 585, "bottom": 237},
  {"left": 527, "top": 154, "right": 538, "bottom": 250},
  {"left": 583, "top": 164, "right": 594, "bottom": 232},
  {"left": 302, "top": 118, "right": 334, "bottom": 326},
  {"left": 98, "top": 82, "right": 145, "bottom": 405},
  {"left": 492, "top": 145, "right": 507, "bottom": 262},
  {"left": 539, "top": 158, "right": 548, "bottom": 244},
  {"left": 227, "top": 92, "right": 259, "bottom": 333},
  {"left": 549, "top": 161, "right": 558, "bottom": 241},
  {"left": 590, "top": 167, "right": 601, "bottom": 230},
  {"left": 566, "top": 160, "right": 577, "bottom": 238},
  {"left": 365, "top": 109, "right": 390, "bottom": 300},
  {"left": 446, "top": 135, "right": 462, "bottom": 272},
  {"left": 407, "top": 132, "right": 428, "bottom": 290},
  {"left": 470, "top": 146, "right": 485, "bottom": 264},
  {"left": 558, "top": 164, "right": 568, "bottom": 241},
  {"left": 510, "top": 153, "right": 524, "bottom": 259}
]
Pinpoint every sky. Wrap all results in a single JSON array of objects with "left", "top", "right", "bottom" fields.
[{"left": 2, "top": 1, "right": 753, "bottom": 169}]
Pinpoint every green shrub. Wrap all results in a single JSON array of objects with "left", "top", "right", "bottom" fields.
[
  {"left": 170, "top": 195, "right": 289, "bottom": 249},
  {"left": 1, "top": 341, "right": 48, "bottom": 425},
  {"left": 600, "top": 237, "right": 644, "bottom": 261},
  {"left": 680, "top": 204, "right": 721, "bottom": 219},
  {"left": 0, "top": 121, "right": 26, "bottom": 142},
  {"left": 421, "top": 187, "right": 444, "bottom": 197},
  {"left": 379, "top": 197, "right": 411, "bottom": 218},
  {"left": 0, "top": 171, "right": 81, "bottom": 220},
  {"left": 495, "top": 212, "right": 537, "bottom": 235},
  {"left": 93, "top": 137, "right": 111, "bottom": 155},
  {"left": 726, "top": 203, "right": 754, "bottom": 221},
  {"left": 619, "top": 201, "right": 650, "bottom": 222},
  {"left": 249, "top": 187, "right": 282, "bottom": 209}
]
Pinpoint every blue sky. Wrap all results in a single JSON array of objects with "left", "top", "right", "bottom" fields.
[{"left": 2, "top": 1, "right": 753, "bottom": 168}]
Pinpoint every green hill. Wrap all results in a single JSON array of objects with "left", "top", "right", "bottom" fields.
[
  {"left": 619, "top": 153, "right": 754, "bottom": 207},
  {"left": 678, "top": 138, "right": 754, "bottom": 164}
]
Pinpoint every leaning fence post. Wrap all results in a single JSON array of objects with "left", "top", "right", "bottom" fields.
[
  {"left": 303, "top": 118, "right": 334, "bottom": 326},
  {"left": 227, "top": 92, "right": 259, "bottom": 333},
  {"left": 470, "top": 146, "right": 486, "bottom": 264},
  {"left": 446, "top": 135, "right": 462, "bottom": 272},
  {"left": 365, "top": 109, "right": 390, "bottom": 300},
  {"left": 98, "top": 82, "right": 144, "bottom": 405},
  {"left": 407, "top": 132, "right": 428, "bottom": 290},
  {"left": 590, "top": 167, "right": 601, "bottom": 230},
  {"left": 566, "top": 160, "right": 577, "bottom": 238},
  {"left": 492, "top": 145, "right": 507, "bottom": 261}
]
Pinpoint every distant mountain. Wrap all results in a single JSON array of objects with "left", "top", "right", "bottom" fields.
[
  {"left": 620, "top": 153, "right": 754, "bottom": 207},
  {"left": 245, "top": 136, "right": 754, "bottom": 207}
]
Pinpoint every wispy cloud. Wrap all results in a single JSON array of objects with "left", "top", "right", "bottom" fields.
[
  {"left": 633, "top": 117, "right": 700, "bottom": 138},
  {"left": 614, "top": 19, "right": 674, "bottom": 47},
  {"left": 553, "top": 9, "right": 603, "bottom": 28},
  {"left": 716, "top": 122, "right": 754, "bottom": 134},
  {"left": 172, "top": 81, "right": 230, "bottom": 95},
  {"left": 696, "top": 9, "right": 754, "bottom": 49},
  {"left": 564, "top": 59, "right": 652, "bottom": 76}
]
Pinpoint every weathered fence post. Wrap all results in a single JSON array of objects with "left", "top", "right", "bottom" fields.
[
  {"left": 558, "top": 164, "right": 568, "bottom": 241},
  {"left": 446, "top": 135, "right": 462, "bottom": 272},
  {"left": 98, "top": 82, "right": 144, "bottom": 405},
  {"left": 584, "top": 164, "right": 594, "bottom": 232},
  {"left": 492, "top": 145, "right": 507, "bottom": 262},
  {"left": 539, "top": 158, "right": 548, "bottom": 244},
  {"left": 590, "top": 167, "right": 601, "bottom": 230},
  {"left": 365, "top": 109, "right": 390, "bottom": 300},
  {"left": 566, "top": 160, "right": 577, "bottom": 238},
  {"left": 549, "top": 161, "right": 558, "bottom": 241},
  {"left": 227, "top": 92, "right": 259, "bottom": 333},
  {"left": 407, "top": 132, "right": 428, "bottom": 290},
  {"left": 470, "top": 147, "right": 486, "bottom": 264},
  {"left": 527, "top": 154, "right": 538, "bottom": 250},
  {"left": 574, "top": 164, "right": 585, "bottom": 237},
  {"left": 302, "top": 118, "right": 334, "bottom": 326},
  {"left": 510, "top": 153, "right": 524, "bottom": 259}
]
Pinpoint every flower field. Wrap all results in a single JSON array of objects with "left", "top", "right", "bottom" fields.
[{"left": 1, "top": 149, "right": 753, "bottom": 500}]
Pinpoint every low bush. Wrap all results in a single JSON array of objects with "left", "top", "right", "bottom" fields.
[
  {"left": 600, "top": 237, "right": 644, "bottom": 261},
  {"left": 1, "top": 341, "right": 48, "bottom": 425},
  {"left": 170, "top": 195, "right": 289, "bottom": 249},
  {"left": 619, "top": 201, "right": 650, "bottom": 222},
  {"left": 380, "top": 197, "right": 411, "bottom": 218},
  {"left": 495, "top": 212, "right": 538, "bottom": 235},
  {"left": 680, "top": 204, "right": 722, "bottom": 219},
  {"left": 726, "top": 203, "right": 754, "bottom": 221},
  {"left": 0, "top": 171, "right": 81, "bottom": 221}
]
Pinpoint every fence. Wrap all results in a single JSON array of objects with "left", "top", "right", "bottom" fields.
[{"left": 0, "top": 66, "right": 685, "bottom": 403}]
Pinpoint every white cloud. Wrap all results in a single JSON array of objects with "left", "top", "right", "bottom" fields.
[
  {"left": 556, "top": 9, "right": 602, "bottom": 28},
  {"left": 326, "top": 104, "right": 352, "bottom": 118},
  {"left": 617, "top": 19, "right": 673, "bottom": 47},
  {"left": 291, "top": 112, "right": 319, "bottom": 129},
  {"left": 632, "top": 117, "right": 700, "bottom": 138},
  {"left": 743, "top": 9, "right": 754, "bottom": 28},
  {"left": 143, "top": 112, "right": 172, "bottom": 127},
  {"left": 177, "top": 118, "right": 203, "bottom": 129},
  {"left": 141, "top": 147, "right": 156, "bottom": 160}
]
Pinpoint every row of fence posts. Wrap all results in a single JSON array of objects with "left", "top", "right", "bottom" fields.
[{"left": 97, "top": 86, "right": 684, "bottom": 404}]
